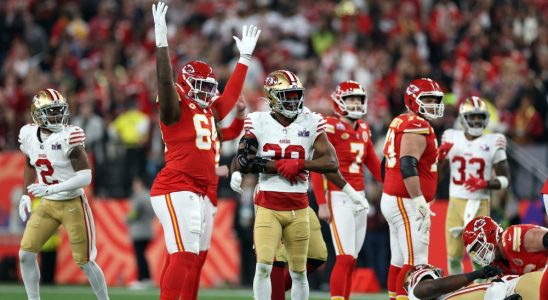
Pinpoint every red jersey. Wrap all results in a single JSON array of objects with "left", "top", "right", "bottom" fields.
[
  {"left": 382, "top": 113, "right": 438, "bottom": 202},
  {"left": 205, "top": 116, "right": 244, "bottom": 206},
  {"left": 311, "top": 116, "right": 381, "bottom": 205},
  {"left": 151, "top": 63, "right": 248, "bottom": 197},
  {"left": 493, "top": 224, "right": 548, "bottom": 275},
  {"left": 541, "top": 178, "right": 548, "bottom": 195}
]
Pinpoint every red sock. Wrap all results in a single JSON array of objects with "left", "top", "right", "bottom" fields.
[
  {"left": 396, "top": 264, "right": 412, "bottom": 298},
  {"left": 330, "top": 255, "right": 355, "bottom": 298},
  {"left": 160, "top": 252, "right": 197, "bottom": 300},
  {"left": 271, "top": 262, "right": 286, "bottom": 300},
  {"left": 540, "top": 268, "right": 548, "bottom": 300},
  {"left": 344, "top": 258, "right": 356, "bottom": 300},
  {"left": 182, "top": 251, "right": 208, "bottom": 300},
  {"left": 284, "top": 258, "right": 325, "bottom": 291},
  {"left": 387, "top": 264, "right": 402, "bottom": 300}
]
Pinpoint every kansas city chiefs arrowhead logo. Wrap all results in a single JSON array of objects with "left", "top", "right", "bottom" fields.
[
  {"left": 406, "top": 84, "right": 419, "bottom": 95},
  {"left": 183, "top": 64, "right": 194, "bottom": 74},
  {"left": 474, "top": 218, "right": 486, "bottom": 232}
]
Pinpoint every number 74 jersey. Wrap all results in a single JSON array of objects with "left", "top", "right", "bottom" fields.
[
  {"left": 244, "top": 111, "right": 326, "bottom": 194},
  {"left": 442, "top": 129, "right": 507, "bottom": 200}
]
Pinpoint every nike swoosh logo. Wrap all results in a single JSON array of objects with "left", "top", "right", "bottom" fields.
[
  {"left": 68, "top": 208, "right": 77, "bottom": 212},
  {"left": 413, "top": 123, "right": 422, "bottom": 127}
]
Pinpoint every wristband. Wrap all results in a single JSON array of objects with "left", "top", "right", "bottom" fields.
[{"left": 496, "top": 176, "right": 508, "bottom": 189}]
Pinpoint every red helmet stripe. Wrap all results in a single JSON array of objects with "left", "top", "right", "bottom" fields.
[
  {"left": 281, "top": 70, "right": 297, "bottom": 84},
  {"left": 46, "top": 89, "right": 58, "bottom": 101}
]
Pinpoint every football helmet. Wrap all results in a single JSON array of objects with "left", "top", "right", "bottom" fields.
[
  {"left": 31, "top": 89, "right": 69, "bottom": 132},
  {"left": 331, "top": 80, "right": 367, "bottom": 119},
  {"left": 263, "top": 70, "right": 304, "bottom": 118},
  {"left": 404, "top": 78, "right": 445, "bottom": 120},
  {"left": 460, "top": 96, "right": 490, "bottom": 136},
  {"left": 177, "top": 61, "right": 218, "bottom": 108},
  {"left": 462, "top": 216, "right": 502, "bottom": 266},
  {"left": 403, "top": 264, "right": 444, "bottom": 293}
]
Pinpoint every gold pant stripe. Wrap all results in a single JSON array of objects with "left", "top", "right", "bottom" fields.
[
  {"left": 397, "top": 197, "right": 414, "bottom": 265},
  {"left": 328, "top": 193, "right": 345, "bottom": 255},
  {"left": 165, "top": 194, "right": 184, "bottom": 252}
]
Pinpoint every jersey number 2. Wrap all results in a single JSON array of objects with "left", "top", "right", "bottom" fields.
[{"left": 35, "top": 159, "right": 59, "bottom": 185}]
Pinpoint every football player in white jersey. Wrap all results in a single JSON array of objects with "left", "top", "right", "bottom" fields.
[
  {"left": 403, "top": 264, "right": 537, "bottom": 300},
  {"left": 18, "top": 89, "right": 109, "bottom": 300},
  {"left": 230, "top": 70, "right": 367, "bottom": 300},
  {"left": 438, "top": 96, "right": 510, "bottom": 275}
]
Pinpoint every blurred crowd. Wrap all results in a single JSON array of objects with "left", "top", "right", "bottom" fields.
[{"left": 1, "top": 0, "right": 548, "bottom": 289}]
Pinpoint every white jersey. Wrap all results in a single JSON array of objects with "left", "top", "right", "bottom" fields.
[
  {"left": 19, "top": 124, "right": 87, "bottom": 200},
  {"left": 442, "top": 129, "right": 507, "bottom": 200},
  {"left": 244, "top": 111, "right": 326, "bottom": 193}
]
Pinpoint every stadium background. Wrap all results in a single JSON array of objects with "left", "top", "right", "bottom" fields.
[{"left": 0, "top": 0, "right": 547, "bottom": 297}]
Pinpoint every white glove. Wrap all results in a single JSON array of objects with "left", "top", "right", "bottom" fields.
[
  {"left": 342, "top": 184, "right": 369, "bottom": 215},
  {"left": 233, "top": 25, "right": 261, "bottom": 62},
  {"left": 152, "top": 2, "right": 168, "bottom": 47},
  {"left": 27, "top": 183, "right": 55, "bottom": 198},
  {"left": 412, "top": 195, "right": 435, "bottom": 231},
  {"left": 230, "top": 171, "right": 243, "bottom": 194},
  {"left": 19, "top": 195, "right": 32, "bottom": 222}
]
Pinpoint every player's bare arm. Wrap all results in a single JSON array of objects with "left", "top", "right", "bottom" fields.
[
  {"left": 306, "top": 132, "right": 338, "bottom": 173},
  {"left": 400, "top": 132, "right": 426, "bottom": 198},
  {"left": 490, "top": 160, "right": 510, "bottom": 189},
  {"left": 413, "top": 266, "right": 501, "bottom": 299},
  {"left": 69, "top": 146, "right": 91, "bottom": 171},
  {"left": 523, "top": 227, "right": 548, "bottom": 252},
  {"left": 153, "top": 2, "right": 180, "bottom": 125}
]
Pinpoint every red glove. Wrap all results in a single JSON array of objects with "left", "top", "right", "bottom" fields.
[
  {"left": 437, "top": 142, "right": 454, "bottom": 162},
  {"left": 275, "top": 159, "right": 305, "bottom": 184},
  {"left": 464, "top": 175, "right": 488, "bottom": 192}
]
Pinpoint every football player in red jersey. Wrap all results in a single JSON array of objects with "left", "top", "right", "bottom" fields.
[
  {"left": 150, "top": 3, "right": 260, "bottom": 299},
  {"left": 463, "top": 216, "right": 547, "bottom": 274},
  {"left": 309, "top": 80, "right": 382, "bottom": 300},
  {"left": 381, "top": 78, "right": 444, "bottom": 300},
  {"left": 181, "top": 99, "right": 246, "bottom": 300}
]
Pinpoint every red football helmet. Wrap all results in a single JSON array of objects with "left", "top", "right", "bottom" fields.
[
  {"left": 462, "top": 216, "right": 502, "bottom": 266},
  {"left": 331, "top": 80, "right": 367, "bottom": 119},
  {"left": 177, "top": 61, "right": 218, "bottom": 108},
  {"left": 404, "top": 78, "right": 444, "bottom": 120},
  {"left": 403, "top": 264, "right": 444, "bottom": 293}
]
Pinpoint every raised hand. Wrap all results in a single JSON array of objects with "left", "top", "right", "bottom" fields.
[
  {"left": 233, "top": 25, "right": 261, "bottom": 61},
  {"left": 152, "top": 2, "right": 168, "bottom": 47}
]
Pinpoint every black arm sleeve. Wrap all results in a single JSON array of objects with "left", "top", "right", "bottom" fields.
[{"left": 400, "top": 155, "right": 419, "bottom": 179}]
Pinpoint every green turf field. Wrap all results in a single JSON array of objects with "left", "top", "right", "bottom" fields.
[{"left": 0, "top": 284, "right": 387, "bottom": 300}]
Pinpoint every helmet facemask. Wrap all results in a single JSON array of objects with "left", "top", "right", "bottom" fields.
[
  {"left": 466, "top": 233, "right": 496, "bottom": 266},
  {"left": 416, "top": 94, "right": 444, "bottom": 120},
  {"left": 338, "top": 94, "right": 367, "bottom": 119},
  {"left": 269, "top": 88, "right": 304, "bottom": 119},
  {"left": 187, "top": 77, "right": 218, "bottom": 108},
  {"left": 462, "top": 111, "right": 489, "bottom": 136},
  {"left": 32, "top": 103, "right": 69, "bottom": 132}
]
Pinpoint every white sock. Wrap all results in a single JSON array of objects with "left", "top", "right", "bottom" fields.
[
  {"left": 289, "top": 270, "right": 309, "bottom": 300},
  {"left": 19, "top": 250, "right": 40, "bottom": 300},
  {"left": 253, "top": 263, "right": 273, "bottom": 300},
  {"left": 81, "top": 261, "right": 109, "bottom": 300}
]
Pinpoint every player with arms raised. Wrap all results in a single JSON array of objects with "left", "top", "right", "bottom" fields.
[
  {"left": 18, "top": 89, "right": 109, "bottom": 300},
  {"left": 150, "top": 2, "right": 260, "bottom": 299},
  {"left": 231, "top": 70, "right": 367, "bottom": 300},
  {"left": 310, "top": 80, "right": 382, "bottom": 300},
  {"left": 381, "top": 78, "right": 444, "bottom": 300},
  {"left": 438, "top": 96, "right": 510, "bottom": 275}
]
